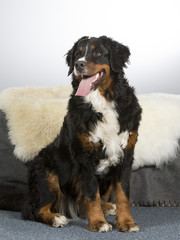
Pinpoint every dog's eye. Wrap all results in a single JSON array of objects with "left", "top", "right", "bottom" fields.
[{"left": 93, "top": 51, "right": 102, "bottom": 57}]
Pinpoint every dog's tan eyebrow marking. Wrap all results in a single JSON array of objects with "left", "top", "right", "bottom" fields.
[{"left": 91, "top": 45, "right": 95, "bottom": 50}]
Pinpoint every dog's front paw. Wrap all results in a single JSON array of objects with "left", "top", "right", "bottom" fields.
[
  {"left": 88, "top": 221, "right": 112, "bottom": 232},
  {"left": 116, "top": 220, "right": 139, "bottom": 232},
  {"left": 52, "top": 215, "right": 69, "bottom": 228}
]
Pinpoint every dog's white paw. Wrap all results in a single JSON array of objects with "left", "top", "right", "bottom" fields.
[
  {"left": 116, "top": 221, "right": 140, "bottom": 232},
  {"left": 128, "top": 224, "right": 140, "bottom": 232},
  {"left": 52, "top": 215, "right": 69, "bottom": 228},
  {"left": 98, "top": 223, "right": 112, "bottom": 232},
  {"left": 104, "top": 203, "right": 116, "bottom": 215}
]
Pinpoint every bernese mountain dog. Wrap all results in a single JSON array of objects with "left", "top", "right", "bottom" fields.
[{"left": 22, "top": 36, "right": 142, "bottom": 232}]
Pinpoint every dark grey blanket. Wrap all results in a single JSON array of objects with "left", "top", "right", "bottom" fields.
[{"left": 0, "top": 110, "right": 180, "bottom": 209}]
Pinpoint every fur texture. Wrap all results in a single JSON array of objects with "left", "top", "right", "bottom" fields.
[
  {"left": 134, "top": 93, "right": 180, "bottom": 169},
  {"left": 0, "top": 85, "right": 70, "bottom": 161},
  {"left": 0, "top": 88, "right": 179, "bottom": 169}
]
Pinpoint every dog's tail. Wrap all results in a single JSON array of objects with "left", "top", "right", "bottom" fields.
[{"left": 0, "top": 185, "right": 27, "bottom": 211}]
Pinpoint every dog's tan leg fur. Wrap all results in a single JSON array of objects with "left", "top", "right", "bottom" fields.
[
  {"left": 39, "top": 172, "right": 68, "bottom": 228},
  {"left": 39, "top": 203, "right": 68, "bottom": 228},
  {"left": 115, "top": 182, "right": 139, "bottom": 232},
  {"left": 84, "top": 190, "right": 112, "bottom": 232}
]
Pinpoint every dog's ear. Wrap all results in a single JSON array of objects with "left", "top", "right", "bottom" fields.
[
  {"left": 108, "top": 38, "right": 130, "bottom": 73},
  {"left": 66, "top": 36, "right": 89, "bottom": 76}
]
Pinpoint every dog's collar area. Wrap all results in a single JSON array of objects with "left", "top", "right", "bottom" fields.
[{"left": 75, "top": 70, "right": 105, "bottom": 96}]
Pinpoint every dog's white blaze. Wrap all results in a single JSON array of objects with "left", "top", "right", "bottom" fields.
[
  {"left": 77, "top": 43, "right": 89, "bottom": 62},
  {"left": 73, "top": 43, "right": 89, "bottom": 76},
  {"left": 77, "top": 56, "right": 86, "bottom": 62},
  {"left": 73, "top": 56, "right": 86, "bottom": 76},
  {"left": 84, "top": 43, "right": 89, "bottom": 58},
  {"left": 85, "top": 90, "right": 129, "bottom": 174}
]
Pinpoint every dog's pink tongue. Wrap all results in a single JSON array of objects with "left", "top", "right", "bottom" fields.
[{"left": 75, "top": 75, "right": 96, "bottom": 96}]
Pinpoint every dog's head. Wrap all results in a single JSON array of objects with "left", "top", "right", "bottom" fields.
[{"left": 66, "top": 36, "right": 130, "bottom": 96}]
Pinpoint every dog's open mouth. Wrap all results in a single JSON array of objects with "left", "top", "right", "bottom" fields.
[{"left": 75, "top": 70, "right": 105, "bottom": 96}]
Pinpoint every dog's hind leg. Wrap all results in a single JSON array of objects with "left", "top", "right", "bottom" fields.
[
  {"left": 101, "top": 184, "right": 116, "bottom": 216},
  {"left": 39, "top": 172, "right": 69, "bottom": 227},
  {"left": 102, "top": 202, "right": 116, "bottom": 216},
  {"left": 22, "top": 167, "right": 68, "bottom": 228}
]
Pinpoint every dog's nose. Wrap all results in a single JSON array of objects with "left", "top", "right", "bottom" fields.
[{"left": 75, "top": 61, "right": 86, "bottom": 72}]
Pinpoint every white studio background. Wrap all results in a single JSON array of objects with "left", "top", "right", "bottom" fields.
[{"left": 0, "top": 0, "right": 180, "bottom": 94}]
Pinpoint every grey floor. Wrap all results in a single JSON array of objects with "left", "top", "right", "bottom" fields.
[{"left": 0, "top": 207, "right": 180, "bottom": 240}]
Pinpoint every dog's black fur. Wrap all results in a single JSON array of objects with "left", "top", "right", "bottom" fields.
[{"left": 1, "top": 36, "right": 142, "bottom": 232}]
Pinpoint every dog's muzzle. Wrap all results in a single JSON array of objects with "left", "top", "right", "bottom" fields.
[{"left": 75, "top": 61, "right": 86, "bottom": 73}]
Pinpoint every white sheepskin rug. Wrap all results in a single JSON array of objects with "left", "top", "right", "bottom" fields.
[
  {"left": 0, "top": 86, "right": 180, "bottom": 170},
  {"left": 133, "top": 93, "right": 180, "bottom": 169},
  {"left": 0, "top": 86, "right": 70, "bottom": 162}
]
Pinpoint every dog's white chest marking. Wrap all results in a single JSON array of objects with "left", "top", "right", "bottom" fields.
[{"left": 84, "top": 90, "right": 129, "bottom": 174}]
